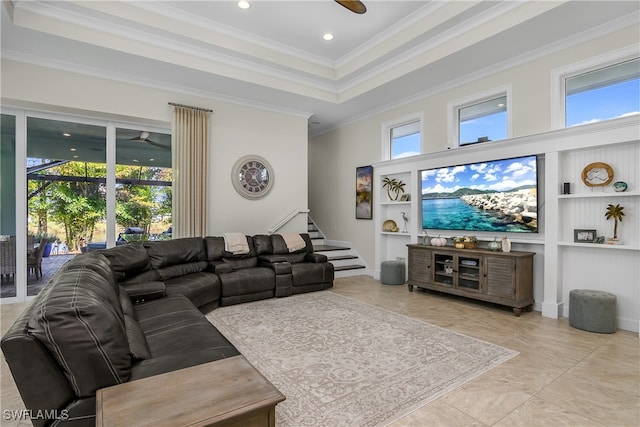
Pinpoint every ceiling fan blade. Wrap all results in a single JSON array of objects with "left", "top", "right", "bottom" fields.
[
  {"left": 144, "top": 139, "right": 171, "bottom": 150},
  {"left": 335, "top": 0, "right": 366, "bottom": 14},
  {"left": 129, "top": 132, "right": 170, "bottom": 150}
]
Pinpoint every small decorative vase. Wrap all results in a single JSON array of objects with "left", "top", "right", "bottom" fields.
[
  {"left": 501, "top": 236, "right": 511, "bottom": 253},
  {"left": 488, "top": 238, "right": 502, "bottom": 252},
  {"left": 613, "top": 181, "right": 628, "bottom": 192}
]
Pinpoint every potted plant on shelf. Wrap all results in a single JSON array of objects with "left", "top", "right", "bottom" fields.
[
  {"left": 463, "top": 236, "right": 478, "bottom": 249},
  {"left": 453, "top": 236, "right": 465, "bottom": 249},
  {"left": 605, "top": 203, "right": 624, "bottom": 244}
]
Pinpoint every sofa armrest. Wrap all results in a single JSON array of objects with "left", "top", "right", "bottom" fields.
[
  {"left": 305, "top": 252, "right": 328, "bottom": 263},
  {"left": 123, "top": 281, "right": 166, "bottom": 304},
  {"left": 212, "top": 263, "right": 233, "bottom": 274},
  {"left": 258, "top": 256, "right": 292, "bottom": 275}
]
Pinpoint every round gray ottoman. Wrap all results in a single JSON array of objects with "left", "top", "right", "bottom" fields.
[
  {"left": 380, "top": 261, "right": 405, "bottom": 285},
  {"left": 569, "top": 289, "right": 617, "bottom": 333}
]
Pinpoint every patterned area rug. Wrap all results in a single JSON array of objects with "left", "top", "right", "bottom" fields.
[{"left": 207, "top": 291, "right": 517, "bottom": 427}]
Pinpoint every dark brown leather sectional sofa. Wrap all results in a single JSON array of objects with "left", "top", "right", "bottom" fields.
[{"left": 1, "top": 233, "right": 333, "bottom": 426}]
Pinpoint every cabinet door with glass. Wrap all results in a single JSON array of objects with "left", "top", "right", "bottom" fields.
[{"left": 433, "top": 252, "right": 481, "bottom": 292}]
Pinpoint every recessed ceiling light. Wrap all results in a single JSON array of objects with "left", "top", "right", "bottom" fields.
[
  {"left": 498, "top": 103, "right": 505, "bottom": 107},
  {"left": 63, "top": 132, "right": 71, "bottom": 137},
  {"left": 72, "top": 155, "right": 79, "bottom": 158},
  {"left": 237, "top": 1, "right": 250, "bottom": 10},
  {"left": 133, "top": 159, "right": 139, "bottom": 163},
  {"left": 70, "top": 148, "right": 77, "bottom": 151},
  {"left": 323, "top": 33, "right": 334, "bottom": 41},
  {"left": 149, "top": 158, "right": 155, "bottom": 162}
]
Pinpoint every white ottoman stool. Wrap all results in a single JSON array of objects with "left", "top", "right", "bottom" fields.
[
  {"left": 569, "top": 289, "right": 617, "bottom": 334},
  {"left": 380, "top": 261, "right": 405, "bottom": 285}
]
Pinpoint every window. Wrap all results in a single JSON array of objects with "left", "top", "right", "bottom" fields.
[
  {"left": 449, "top": 86, "right": 511, "bottom": 148},
  {"left": 383, "top": 114, "right": 422, "bottom": 160},
  {"left": 457, "top": 95, "right": 508, "bottom": 146},
  {"left": 391, "top": 121, "right": 421, "bottom": 159},
  {"left": 565, "top": 58, "right": 639, "bottom": 127},
  {"left": 4, "top": 112, "right": 172, "bottom": 299}
]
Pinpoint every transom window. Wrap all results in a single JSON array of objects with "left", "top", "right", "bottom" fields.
[
  {"left": 448, "top": 86, "right": 511, "bottom": 148},
  {"left": 565, "top": 57, "right": 639, "bottom": 127},
  {"left": 390, "top": 121, "right": 421, "bottom": 159},
  {"left": 458, "top": 95, "right": 507, "bottom": 146}
]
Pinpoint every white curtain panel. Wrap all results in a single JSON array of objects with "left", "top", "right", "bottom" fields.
[{"left": 171, "top": 106, "right": 210, "bottom": 238}]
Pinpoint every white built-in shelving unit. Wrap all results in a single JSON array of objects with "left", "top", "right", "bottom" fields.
[{"left": 373, "top": 116, "right": 640, "bottom": 333}]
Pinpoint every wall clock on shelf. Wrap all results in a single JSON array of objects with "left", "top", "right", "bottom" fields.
[
  {"left": 581, "top": 162, "right": 614, "bottom": 187},
  {"left": 231, "top": 155, "right": 274, "bottom": 199}
]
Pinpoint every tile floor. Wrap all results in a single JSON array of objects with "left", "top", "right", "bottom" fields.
[{"left": 1, "top": 275, "right": 638, "bottom": 426}]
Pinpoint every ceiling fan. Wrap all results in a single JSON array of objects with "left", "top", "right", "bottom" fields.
[
  {"left": 130, "top": 131, "right": 170, "bottom": 150},
  {"left": 335, "top": 0, "right": 367, "bottom": 14}
]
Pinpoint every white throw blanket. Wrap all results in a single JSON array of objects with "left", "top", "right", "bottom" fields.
[
  {"left": 282, "top": 233, "right": 306, "bottom": 252},
  {"left": 222, "top": 232, "right": 250, "bottom": 255}
]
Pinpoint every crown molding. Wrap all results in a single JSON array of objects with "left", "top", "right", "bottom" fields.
[
  {"left": 311, "top": 11, "right": 639, "bottom": 137},
  {"left": 1, "top": 51, "right": 313, "bottom": 120}
]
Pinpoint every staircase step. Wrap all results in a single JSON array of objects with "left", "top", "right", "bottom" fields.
[
  {"left": 314, "top": 244, "right": 350, "bottom": 251},
  {"left": 334, "top": 264, "right": 366, "bottom": 272},
  {"left": 327, "top": 254, "right": 359, "bottom": 261}
]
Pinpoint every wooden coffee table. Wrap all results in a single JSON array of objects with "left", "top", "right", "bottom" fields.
[{"left": 96, "top": 355, "right": 285, "bottom": 427}]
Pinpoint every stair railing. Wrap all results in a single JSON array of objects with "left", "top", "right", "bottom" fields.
[{"left": 268, "top": 209, "right": 309, "bottom": 235}]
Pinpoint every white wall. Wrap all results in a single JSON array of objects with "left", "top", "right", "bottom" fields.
[
  {"left": 1, "top": 60, "right": 310, "bottom": 236},
  {"left": 309, "top": 24, "right": 638, "bottom": 266}
]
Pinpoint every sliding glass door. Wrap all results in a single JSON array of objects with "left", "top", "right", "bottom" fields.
[
  {"left": 26, "top": 117, "right": 107, "bottom": 295},
  {"left": 1, "top": 114, "right": 17, "bottom": 299},
  {"left": 2, "top": 110, "right": 171, "bottom": 301},
  {"left": 115, "top": 128, "right": 172, "bottom": 242}
]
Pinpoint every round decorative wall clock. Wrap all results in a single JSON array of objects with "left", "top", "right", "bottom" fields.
[
  {"left": 581, "top": 162, "right": 614, "bottom": 187},
  {"left": 231, "top": 155, "right": 274, "bottom": 199}
]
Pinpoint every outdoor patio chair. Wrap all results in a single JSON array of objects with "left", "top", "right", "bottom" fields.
[
  {"left": 27, "top": 242, "right": 47, "bottom": 279},
  {"left": 0, "top": 237, "right": 17, "bottom": 283}
]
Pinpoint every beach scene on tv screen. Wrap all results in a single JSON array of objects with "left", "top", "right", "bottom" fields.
[{"left": 421, "top": 155, "right": 538, "bottom": 233}]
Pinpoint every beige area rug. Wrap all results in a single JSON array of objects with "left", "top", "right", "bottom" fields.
[{"left": 206, "top": 291, "right": 517, "bottom": 427}]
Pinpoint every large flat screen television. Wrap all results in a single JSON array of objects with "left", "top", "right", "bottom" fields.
[{"left": 421, "top": 155, "right": 538, "bottom": 233}]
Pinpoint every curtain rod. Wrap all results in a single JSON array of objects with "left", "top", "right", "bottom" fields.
[{"left": 168, "top": 102, "right": 213, "bottom": 113}]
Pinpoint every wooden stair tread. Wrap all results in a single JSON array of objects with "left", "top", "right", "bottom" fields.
[
  {"left": 334, "top": 264, "right": 366, "bottom": 271},
  {"left": 314, "top": 245, "right": 350, "bottom": 251},
  {"left": 327, "top": 255, "right": 358, "bottom": 261}
]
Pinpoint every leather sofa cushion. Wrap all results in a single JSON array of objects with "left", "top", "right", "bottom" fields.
[
  {"left": 206, "top": 235, "right": 258, "bottom": 264},
  {"left": 155, "top": 261, "right": 208, "bottom": 280},
  {"left": 222, "top": 256, "right": 257, "bottom": 270},
  {"left": 122, "top": 281, "right": 166, "bottom": 302},
  {"left": 121, "top": 269, "right": 161, "bottom": 285},
  {"left": 270, "top": 234, "right": 312, "bottom": 256},
  {"left": 134, "top": 295, "right": 237, "bottom": 359},
  {"left": 124, "top": 314, "right": 152, "bottom": 361},
  {"left": 119, "top": 286, "right": 135, "bottom": 318},
  {"left": 101, "top": 244, "right": 151, "bottom": 282},
  {"left": 252, "top": 234, "right": 272, "bottom": 255},
  {"left": 204, "top": 236, "right": 226, "bottom": 261},
  {"left": 130, "top": 348, "right": 240, "bottom": 381},
  {"left": 144, "top": 238, "right": 206, "bottom": 269},
  {"left": 59, "top": 252, "right": 117, "bottom": 291},
  {"left": 27, "top": 268, "right": 131, "bottom": 397},
  {"left": 219, "top": 267, "right": 275, "bottom": 297},
  {"left": 164, "top": 272, "right": 220, "bottom": 308},
  {"left": 291, "top": 262, "right": 334, "bottom": 287}
]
